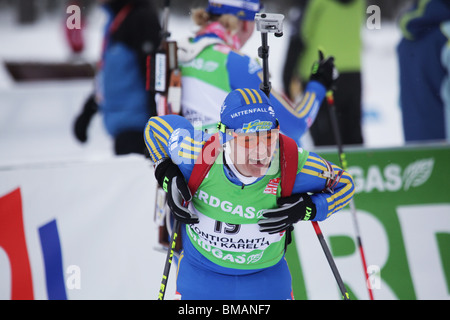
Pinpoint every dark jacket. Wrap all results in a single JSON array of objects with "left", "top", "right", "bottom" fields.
[
  {"left": 397, "top": 0, "right": 450, "bottom": 142},
  {"left": 98, "top": 0, "right": 161, "bottom": 137}
]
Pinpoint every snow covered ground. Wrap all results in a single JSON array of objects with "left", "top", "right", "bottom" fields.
[
  {"left": 0, "top": 5, "right": 404, "bottom": 167},
  {"left": 0, "top": 7, "right": 111, "bottom": 166}
]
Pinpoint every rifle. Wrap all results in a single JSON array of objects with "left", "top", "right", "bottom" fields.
[
  {"left": 153, "top": 0, "right": 181, "bottom": 116},
  {"left": 152, "top": 0, "right": 182, "bottom": 253}
]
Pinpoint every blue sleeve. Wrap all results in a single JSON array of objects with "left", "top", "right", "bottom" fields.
[
  {"left": 441, "top": 22, "right": 450, "bottom": 141},
  {"left": 144, "top": 114, "right": 210, "bottom": 180},
  {"left": 270, "top": 81, "right": 326, "bottom": 143},
  {"left": 227, "top": 51, "right": 326, "bottom": 143},
  {"left": 227, "top": 51, "right": 263, "bottom": 89},
  {"left": 292, "top": 151, "right": 355, "bottom": 221}
]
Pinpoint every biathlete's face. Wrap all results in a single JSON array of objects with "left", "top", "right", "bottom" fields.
[{"left": 229, "top": 129, "right": 279, "bottom": 178}]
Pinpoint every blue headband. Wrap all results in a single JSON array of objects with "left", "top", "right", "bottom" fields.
[{"left": 206, "top": 0, "right": 261, "bottom": 20}]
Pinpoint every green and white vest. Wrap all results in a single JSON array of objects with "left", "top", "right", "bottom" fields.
[{"left": 185, "top": 149, "right": 309, "bottom": 270}]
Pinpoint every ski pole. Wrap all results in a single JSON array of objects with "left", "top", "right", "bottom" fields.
[
  {"left": 326, "top": 90, "right": 374, "bottom": 300},
  {"left": 157, "top": 218, "right": 180, "bottom": 300},
  {"left": 154, "top": 0, "right": 177, "bottom": 301},
  {"left": 312, "top": 221, "right": 350, "bottom": 300}
]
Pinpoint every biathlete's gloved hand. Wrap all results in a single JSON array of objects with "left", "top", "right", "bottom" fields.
[
  {"left": 154, "top": 158, "right": 199, "bottom": 224},
  {"left": 258, "top": 193, "right": 317, "bottom": 234},
  {"left": 309, "top": 50, "right": 338, "bottom": 91},
  {"left": 73, "top": 93, "right": 98, "bottom": 143}
]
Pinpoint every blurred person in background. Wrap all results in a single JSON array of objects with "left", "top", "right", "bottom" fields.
[
  {"left": 283, "top": 0, "right": 365, "bottom": 147},
  {"left": 151, "top": 0, "right": 337, "bottom": 265},
  {"left": 176, "top": 0, "right": 337, "bottom": 144},
  {"left": 73, "top": 0, "right": 161, "bottom": 155},
  {"left": 397, "top": 0, "right": 450, "bottom": 143}
]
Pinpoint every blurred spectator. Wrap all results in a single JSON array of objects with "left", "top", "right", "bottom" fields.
[
  {"left": 17, "top": 0, "right": 38, "bottom": 24},
  {"left": 175, "top": 0, "right": 336, "bottom": 144},
  {"left": 283, "top": 0, "right": 365, "bottom": 147},
  {"left": 73, "top": 0, "right": 161, "bottom": 155},
  {"left": 397, "top": 0, "right": 450, "bottom": 143}
]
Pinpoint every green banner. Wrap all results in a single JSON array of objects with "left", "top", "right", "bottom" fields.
[{"left": 286, "top": 144, "right": 450, "bottom": 300}]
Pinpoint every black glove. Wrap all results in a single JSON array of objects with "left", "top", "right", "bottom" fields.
[
  {"left": 73, "top": 93, "right": 98, "bottom": 143},
  {"left": 309, "top": 50, "right": 338, "bottom": 91},
  {"left": 154, "top": 158, "right": 199, "bottom": 224},
  {"left": 258, "top": 193, "right": 316, "bottom": 234}
]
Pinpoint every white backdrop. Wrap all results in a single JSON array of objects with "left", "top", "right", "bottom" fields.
[{"left": 0, "top": 155, "right": 178, "bottom": 300}]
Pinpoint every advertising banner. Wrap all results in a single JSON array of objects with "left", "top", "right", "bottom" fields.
[
  {"left": 1, "top": 145, "right": 449, "bottom": 300},
  {"left": 287, "top": 144, "right": 450, "bottom": 300},
  {"left": 0, "top": 156, "right": 176, "bottom": 300}
]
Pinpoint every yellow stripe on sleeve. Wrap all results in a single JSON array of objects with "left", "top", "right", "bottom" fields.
[
  {"left": 185, "top": 137, "right": 206, "bottom": 146},
  {"left": 304, "top": 159, "right": 328, "bottom": 172},
  {"left": 180, "top": 142, "right": 203, "bottom": 153},
  {"left": 326, "top": 174, "right": 354, "bottom": 213},
  {"left": 298, "top": 92, "right": 316, "bottom": 117},
  {"left": 144, "top": 125, "right": 163, "bottom": 160},
  {"left": 154, "top": 137, "right": 169, "bottom": 158},
  {"left": 151, "top": 130, "right": 169, "bottom": 146},
  {"left": 150, "top": 122, "right": 170, "bottom": 141},
  {"left": 295, "top": 92, "right": 310, "bottom": 112},
  {"left": 300, "top": 168, "right": 326, "bottom": 179},
  {"left": 178, "top": 151, "right": 198, "bottom": 160},
  {"left": 154, "top": 117, "right": 174, "bottom": 134}
]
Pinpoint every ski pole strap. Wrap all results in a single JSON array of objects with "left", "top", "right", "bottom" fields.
[{"left": 322, "top": 160, "right": 344, "bottom": 193}]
